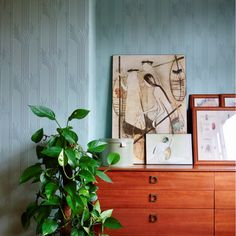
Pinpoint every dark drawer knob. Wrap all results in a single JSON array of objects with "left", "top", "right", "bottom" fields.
[
  {"left": 149, "top": 214, "right": 157, "bottom": 223},
  {"left": 149, "top": 194, "right": 157, "bottom": 202},
  {"left": 149, "top": 176, "right": 158, "bottom": 184}
]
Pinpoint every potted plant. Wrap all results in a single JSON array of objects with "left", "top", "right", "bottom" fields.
[{"left": 20, "top": 105, "right": 122, "bottom": 236}]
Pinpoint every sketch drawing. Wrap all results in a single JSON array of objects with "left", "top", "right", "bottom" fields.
[
  {"left": 112, "top": 55, "right": 187, "bottom": 163},
  {"left": 146, "top": 134, "right": 192, "bottom": 164}
]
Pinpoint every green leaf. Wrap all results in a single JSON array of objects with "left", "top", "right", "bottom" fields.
[
  {"left": 42, "top": 219, "right": 58, "bottom": 235},
  {"left": 62, "top": 128, "right": 78, "bottom": 144},
  {"left": 87, "top": 140, "right": 107, "bottom": 153},
  {"left": 44, "top": 181, "right": 58, "bottom": 199},
  {"left": 31, "top": 128, "right": 44, "bottom": 143},
  {"left": 68, "top": 109, "right": 90, "bottom": 121},
  {"left": 41, "top": 196, "right": 60, "bottom": 206},
  {"left": 41, "top": 146, "right": 62, "bottom": 157},
  {"left": 58, "top": 149, "right": 68, "bottom": 167},
  {"left": 93, "top": 201, "right": 101, "bottom": 214},
  {"left": 36, "top": 145, "right": 45, "bottom": 159},
  {"left": 21, "top": 202, "right": 38, "bottom": 229},
  {"left": 107, "top": 153, "right": 120, "bottom": 165},
  {"left": 79, "top": 186, "right": 90, "bottom": 197},
  {"left": 47, "top": 135, "right": 57, "bottom": 147},
  {"left": 79, "top": 170, "right": 96, "bottom": 183},
  {"left": 64, "top": 182, "right": 76, "bottom": 197},
  {"left": 79, "top": 156, "right": 98, "bottom": 169},
  {"left": 71, "top": 228, "right": 81, "bottom": 236},
  {"left": 81, "top": 208, "right": 90, "bottom": 224},
  {"left": 96, "top": 170, "right": 112, "bottom": 183},
  {"left": 104, "top": 217, "right": 122, "bottom": 229},
  {"left": 20, "top": 163, "right": 42, "bottom": 184},
  {"left": 29, "top": 105, "right": 56, "bottom": 120},
  {"left": 66, "top": 195, "right": 84, "bottom": 214},
  {"left": 65, "top": 148, "right": 77, "bottom": 167},
  {"left": 101, "top": 209, "right": 113, "bottom": 221},
  {"left": 35, "top": 206, "right": 51, "bottom": 234}
]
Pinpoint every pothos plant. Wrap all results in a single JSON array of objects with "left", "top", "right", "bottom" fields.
[{"left": 20, "top": 105, "right": 122, "bottom": 236}]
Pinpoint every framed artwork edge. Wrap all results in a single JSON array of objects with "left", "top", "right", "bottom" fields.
[
  {"left": 189, "top": 94, "right": 220, "bottom": 108},
  {"left": 192, "top": 107, "right": 236, "bottom": 165},
  {"left": 220, "top": 94, "right": 236, "bottom": 107}
]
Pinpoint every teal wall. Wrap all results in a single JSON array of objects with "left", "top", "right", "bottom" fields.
[
  {"left": 95, "top": 0, "right": 235, "bottom": 138},
  {"left": 0, "top": 1, "right": 91, "bottom": 235}
]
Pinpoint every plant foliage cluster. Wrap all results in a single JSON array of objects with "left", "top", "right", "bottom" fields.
[{"left": 20, "top": 105, "right": 121, "bottom": 236}]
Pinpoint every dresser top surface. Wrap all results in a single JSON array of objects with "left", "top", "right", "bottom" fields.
[{"left": 104, "top": 164, "right": 236, "bottom": 172}]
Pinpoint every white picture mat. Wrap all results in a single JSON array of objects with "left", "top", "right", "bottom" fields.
[
  {"left": 197, "top": 110, "right": 236, "bottom": 160},
  {"left": 194, "top": 98, "right": 219, "bottom": 107},
  {"left": 146, "top": 134, "right": 192, "bottom": 164},
  {"left": 224, "top": 97, "right": 236, "bottom": 107}
]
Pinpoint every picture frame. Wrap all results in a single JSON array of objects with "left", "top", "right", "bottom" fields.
[
  {"left": 192, "top": 107, "right": 236, "bottom": 165},
  {"left": 189, "top": 94, "right": 220, "bottom": 108},
  {"left": 112, "top": 55, "right": 187, "bottom": 164},
  {"left": 220, "top": 94, "right": 236, "bottom": 107},
  {"left": 146, "top": 134, "right": 193, "bottom": 164}
]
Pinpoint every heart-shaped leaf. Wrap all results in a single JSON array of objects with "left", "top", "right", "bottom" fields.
[
  {"left": 96, "top": 170, "right": 112, "bottom": 183},
  {"left": 44, "top": 181, "right": 58, "bottom": 199},
  {"left": 29, "top": 105, "right": 55, "bottom": 120},
  {"left": 87, "top": 140, "right": 107, "bottom": 153},
  {"left": 79, "top": 170, "right": 95, "bottom": 183},
  {"left": 42, "top": 219, "right": 58, "bottom": 235},
  {"left": 20, "top": 163, "right": 42, "bottom": 184},
  {"left": 31, "top": 128, "right": 44, "bottom": 143},
  {"left": 104, "top": 217, "right": 122, "bottom": 229},
  {"left": 58, "top": 149, "right": 67, "bottom": 167},
  {"left": 62, "top": 129, "right": 78, "bottom": 144},
  {"left": 65, "top": 148, "right": 77, "bottom": 167},
  {"left": 107, "top": 152, "right": 120, "bottom": 165},
  {"left": 68, "top": 109, "right": 90, "bottom": 121},
  {"left": 41, "top": 146, "right": 62, "bottom": 157}
]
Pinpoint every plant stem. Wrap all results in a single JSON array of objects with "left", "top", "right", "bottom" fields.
[{"left": 55, "top": 119, "right": 62, "bottom": 128}]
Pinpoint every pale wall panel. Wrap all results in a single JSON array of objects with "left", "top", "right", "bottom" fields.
[{"left": 0, "top": 0, "right": 90, "bottom": 235}]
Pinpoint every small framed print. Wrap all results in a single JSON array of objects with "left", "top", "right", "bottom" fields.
[
  {"left": 146, "top": 134, "right": 193, "bottom": 164},
  {"left": 189, "top": 94, "right": 220, "bottom": 108},
  {"left": 192, "top": 107, "right": 236, "bottom": 165},
  {"left": 220, "top": 94, "right": 236, "bottom": 107}
]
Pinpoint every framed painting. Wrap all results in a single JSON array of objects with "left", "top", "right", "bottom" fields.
[
  {"left": 192, "top": 107, "right": 236, "bottom": 165},
  {"left": 112, "top": 55, "right": 187, "bottom": 164},
  {"left": 146, "top": 134, "right": 192, "bottom": 164},
  {"left": 189, "top": 94, "right": 220, "bottom": 108},
  {"left": 220, "top": 94, "right": 236, "bottom": 107}
]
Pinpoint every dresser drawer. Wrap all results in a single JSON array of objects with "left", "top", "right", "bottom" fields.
[
  {"left": 215, "top": 209, "right": 235, "bottom": 236},
  {"left": 215, "top": 191, "right": 235, "bottom": 209},
  {"left": 105, "top": 208, "right": 214, "bottom": 236},
  {"left": 98, "top": 189, "right": 214, "bottom": 209},
  {"left": 99, "top": 171, "right": 214, "bottom": 190},
  {"left": 215, "top": 172, "right": 235, "bottom": 190}
]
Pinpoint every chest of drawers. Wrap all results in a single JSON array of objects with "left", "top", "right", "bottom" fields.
[{"left": 98, "top": 165, "right": 235, "bottom": 236}]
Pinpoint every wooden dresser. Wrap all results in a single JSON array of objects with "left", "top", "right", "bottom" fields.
[{"left": 98, "top": 165, "right": 235, "bottom": 236}]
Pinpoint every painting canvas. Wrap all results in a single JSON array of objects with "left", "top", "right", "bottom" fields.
[
  {"left": 146, "top": 134, "right": 192, "bottom": 164},
  {"left": 112, "top": 55, "right": 187, "bottom": 164}
]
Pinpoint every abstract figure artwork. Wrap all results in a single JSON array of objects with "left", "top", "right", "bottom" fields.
[{"left": 112, "top": 55, "right": 187, "bottom": 163}]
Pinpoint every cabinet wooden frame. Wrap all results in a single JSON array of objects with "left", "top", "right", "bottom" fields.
[
  {"left": 189, "top": 94, "right": 220, "bottom": 108},
  {"left": 220, "top": 94, "right": 236, "bottom": 107},
  {"left": 192, "top": 107, "right": 236, "bottom": 165}
]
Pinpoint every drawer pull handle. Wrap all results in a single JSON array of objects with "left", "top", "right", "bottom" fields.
[
  {"left": 149, "top": 214, "right": 157, "bottom": 223},
  {"left": 149, "top": 176, "right": 158, "bottom": 184},
  {"left": 149, "top": 194, "right": 157, "bottom": 202}
]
